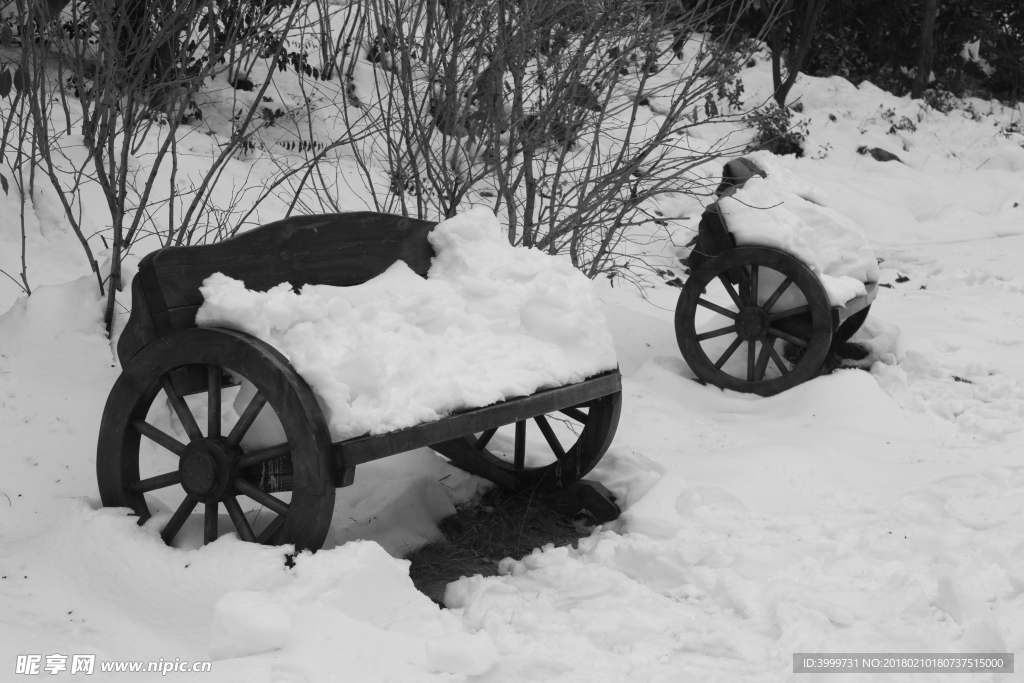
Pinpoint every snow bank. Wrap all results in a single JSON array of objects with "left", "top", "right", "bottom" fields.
[
  {"left": 718, "top": 153, "right": 879, "bottom": 305},
  {"left": 2, "top": 501, "right": 498, "bottom": 680},
  {"left": 208, "top": 539, "right": 501, "bottom": 678},
  {"left": 443, "top": 424, "right": 1023, "bottom": 681},
  {"left": 196, "top": 207, "right": 617, "bottom": 441}
]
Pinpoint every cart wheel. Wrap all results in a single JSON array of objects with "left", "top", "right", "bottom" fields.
[
  {"left": 675, "top": 246, "right": 833, "bottom": 396},
  {"left": 431, "top": 389, "right": 622, "bottom": 492},
  {"left": 835, "top": 304, "right": 871, "bottom": 342},
  {"left": 97, "top": 328, "right": 335, "bottom": 551}
]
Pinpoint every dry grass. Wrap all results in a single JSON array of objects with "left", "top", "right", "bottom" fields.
[{"left": 407, "top": 485, "right": 595, "bottom": 605}]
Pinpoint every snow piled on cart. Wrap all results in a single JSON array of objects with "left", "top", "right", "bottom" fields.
[
  {"left": 717, "top": 152, "right": 880, "bottom": 306},
  {"left": 195, "top": 207, "right": 617, "bottom": 441}
]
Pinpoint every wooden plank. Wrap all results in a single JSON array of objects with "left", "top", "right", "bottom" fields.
[
  {"left": 241, "top": 374, "right": 621, "bottom": 494},
  {"left": 120, "top": 212, "right": 436, "bottom": 376},
  {"left": 779, "top": 280, "right": 880, "bottom": 337},
  {"left": 332, "top": 371, "right": 622, "bottom": 468},
  {"left": 170, "top": 365, "right": 213, "bottom": 398},
  {"left": 168, "top": 306, "right": 200, "bottom": 330},
  {"left": 149, "top": 213, "right": 437, "bottom": 310},
  {"left": 116, "top": 274, "right": 160, "bottom": 366},
  {"left": 837, "top": 281, "right": 878, "bottom": 322},
  {"left": 430, "top": 438, "right": 518, "bottom": 490},
  {"left": 138, "top": 255, "right": 175, "bottom": 337}
]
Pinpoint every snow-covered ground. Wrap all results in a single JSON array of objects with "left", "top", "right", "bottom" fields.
[{"left": 1, "top": 40, "right": 1024, "bottom": 683}]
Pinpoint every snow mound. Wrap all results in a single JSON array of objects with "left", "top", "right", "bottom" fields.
[
  {"left": 196, "top": 207, "right": 617, "bottom": 441},
  {"left": 209, "top": 540, "right": 501, "bottom": 679},
  {"left": 718, "top": 153, "right": 879, "bottom": 305},
  {"left": 210, "top": 591, "right": 292, "bottom": 659},
  {"left": 424, "top": 631, "right": 500, "bottom": 675},
  {"left": 9, "top": 502, "right": 496, "bottom": 680}
]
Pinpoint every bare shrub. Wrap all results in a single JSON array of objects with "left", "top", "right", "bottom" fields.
[
  {"left": 347, "top": 0, "right": 763, "bottom": 278},
  {"left": 2, "top": 0, "right": 359, "bottom": 331}
]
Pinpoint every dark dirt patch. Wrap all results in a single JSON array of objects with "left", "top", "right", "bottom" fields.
[
  {"left": 820, "top": 339, "right": 871, "bottom": 374},
  {"left": 407, "top": 485, "right": 597, "bottom": 605},
  {"left": 784, "top": 338, "right": 871, "bottom": 375}
]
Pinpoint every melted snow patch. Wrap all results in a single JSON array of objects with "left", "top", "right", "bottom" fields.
[{"left": 196, "top": 207, "right": 617, "bottom": 441}]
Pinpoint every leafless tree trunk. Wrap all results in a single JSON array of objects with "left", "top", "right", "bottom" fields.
[
  {"left": 912, "top": 0, "right": 938, "bottom": 99},
  {"left": 768, "top": 0, "right": 827, "bottom": 108}
]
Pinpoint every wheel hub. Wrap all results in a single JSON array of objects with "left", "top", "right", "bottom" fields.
[
  {"left": 179, "top": 439, "right": 235, "bottom": 503},
  {"left": 736, "top": 306, "right": 769, "bottom": 341}
]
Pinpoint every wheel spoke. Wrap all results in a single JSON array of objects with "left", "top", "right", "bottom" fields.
[
  {"left": 534, "top": 415, "right": 567, "bottom": 460},
  {"left": 474, "top": 428, "right": 497, "bottom": 450},
  {"left": 514, "top": 421, "right": 526, "bottom": 471},
  {"left": 160, "top": 375, "right": 203, "bottom": 443},
  {"left": 696, "top": 298, "right": 738, "bottom": 319},
  {"left": 234, "top": 478, "right": 291, "bottom": 517},
  {"left": 223, "top": 495, "right": 257, "bottom": 542},
  {"left": 768, "top": 326, "right": 810, "bottom": 349},
  {"left": 765, "top": 337, "right": 790, "bottom": 375},
  {"left": 226, "top": 391, "right": 268, "bottom": 449},
  {"left": 769, "top": 304, "right": 811, "bottom": 321},
  {"left": 695, "top": 325, "right": 737, "bottom": 342},
  {"left": 204, "top": 502, "right": 218, "bottom": 544},
  {"left": 128, "top": 470, "right": 182, "bottom": 494},
  {"left": 160, "top": 494, "right": 198, "bottom": 544},
  {"left": 256, "top": 514, "right": 287, "bottom": 545},
  {"left": 208, "top": 366, "right": 221, "bottom": 440},
  {"left": 717, "top": 274, "right": 744, "bottom": 309},
  {"left": 754, "top": 336, "right": 772, "bottom": 381},
  {"left": 748, "top": 265, "right": 759, "bottom": 306},
  {"left": 746, "top": 340, "right": 756, "bottom": 381},
  {"left": 132, "top": 419, "right": 187, "bottom": 456},
  {"left": 236, "top": 442, "right": 291, "bottom": 469},
  {"left": 559, "top": 407, "right": 588, "bottom": 423},
  {"left": 762, "top": 276, "right": 793, "bottom": 313},
  {"left": 714, "top": 335, "right": 745, "bottom": 370}
]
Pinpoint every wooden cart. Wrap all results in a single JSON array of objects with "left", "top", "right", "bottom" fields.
[
  {"left": 676, "top": 158, "right": 878, "bottom": 396},
  {"left": 97, "top": 213, "right": 622, "bottom": 552}
]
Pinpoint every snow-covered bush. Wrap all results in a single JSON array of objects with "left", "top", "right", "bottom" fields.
[
  {"left": 744, "top": 103, "right": 807, "bottom": 156},
  {"left": 922, "top": 86, "right": 961, "bottom": 114}
]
